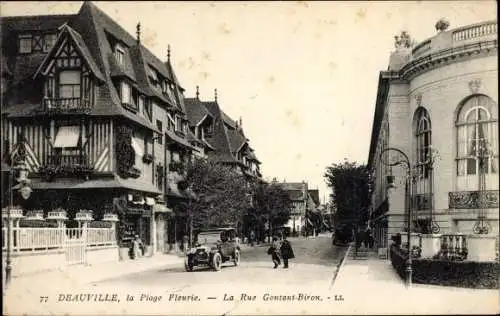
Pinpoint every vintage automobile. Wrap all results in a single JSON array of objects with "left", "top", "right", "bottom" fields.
[{"left": 184, "top": 227, "right": 241, "bottom": 272}]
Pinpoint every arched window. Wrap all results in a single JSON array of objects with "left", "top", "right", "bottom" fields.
[
  {"left": 414, "top": 108, "right": 432, "bottom": 179},
  {"left": 456, "top": 95, "right": 498, "bottom": 190}
]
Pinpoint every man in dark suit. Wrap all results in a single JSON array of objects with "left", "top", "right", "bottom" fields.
[{"left": 279, "top": 236, "right": 295, "bottom": 268}]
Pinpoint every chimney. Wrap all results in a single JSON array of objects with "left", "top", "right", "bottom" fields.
[
  {"left": 167, "top": 44, "right": 171, "bottom": 62},
  {"left": 239, "top": 117, "right": 242, "bottom": 128},
  {"left": 214, "top": 88, "right": 218, "bottom": 102},
  {"left": 136, "top": 22, "right": 141, "bottom": 44},
  {"left": 196, "top": 85, "right": 200, "bottom": 99}
]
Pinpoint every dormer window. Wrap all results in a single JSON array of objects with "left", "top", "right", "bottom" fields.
[
  {"left": 175, "top": 115, "right": 182, "bottom": 133},
  {"left": 114, "top": 44, "right": 125, "bottom": 65},
  {"left": 43, "top": 34, "right": 57, "bottom": 53},
  {"left": 121, "top": 81, "right": 136, "bottom": 110},
  {"left": 147, "top": 65, "right": 159, "bottom": 87},
  {"left": 203, "top": 123, "right": 214, "bottom": 137},
  {"left": 19, "top": 34, "right": 32, "bottom": 54},
  {"left": 167, "top": 113, "right": 176, "bottom": 131},
  {"left": 59, "top": 70, "right": 81, "bottom": 99}
]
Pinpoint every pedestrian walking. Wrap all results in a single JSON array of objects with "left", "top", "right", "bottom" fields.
[
  {"left": 250, "top": 230, "right": 255, "bottom": 247},
  {"left": 279, "top": 235, "right": 295, "bottom": 268},
  {"left": 132, "top": 235, "right": 143, "bottom": 259},
  {"left": 269, "top": 236, "right": 281, "bottom": 268}
]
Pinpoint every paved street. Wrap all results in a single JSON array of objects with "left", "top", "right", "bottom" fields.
[{"left": 5, "top": 236, "right": 351, "bottom": 315}]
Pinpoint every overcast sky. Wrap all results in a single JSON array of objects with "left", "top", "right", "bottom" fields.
[{"left": 1, "top": 1, "right": 496, "bottom": 203}]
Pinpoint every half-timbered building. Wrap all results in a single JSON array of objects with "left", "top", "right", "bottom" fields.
[{"left": 1, "top": 2, "right": 198, "bottom": 256}]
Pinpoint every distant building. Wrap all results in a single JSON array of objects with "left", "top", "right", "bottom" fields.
[
  {"left": 273, "top": 181, "right": 321, "bottom": 234},
  {"left": 367, "top": 19, "right": 498, "bottom": 253}
]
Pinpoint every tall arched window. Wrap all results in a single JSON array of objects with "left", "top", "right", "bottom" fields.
[
  {"left": 412, "top": 107, "right": 433, "bottom": 231},
  {"left": 456, "top": 95, "right": 498, "bottom": 190},
  {"left": 415, "top": 108, "right": 432, "bottom": 179}
]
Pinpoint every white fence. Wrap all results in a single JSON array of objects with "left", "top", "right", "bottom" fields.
[{"left": 2, "top": 227, "right": 116, "bottom": 253}]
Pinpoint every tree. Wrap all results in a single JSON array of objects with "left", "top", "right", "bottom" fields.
[
  {"left": 182, "top": 159, "right": 252, "bottom": 236},
  {"left": 252, "top": 181, "right": 292, "bottom": 241},
  {"left": 324, "top": 159, "right": 373, "bottom": 233}
]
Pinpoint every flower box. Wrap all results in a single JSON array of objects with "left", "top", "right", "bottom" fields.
[
  {"left": 47, "top": 210, "right": 68, "bottom": 220},
  {"left": 142, "top": 153, "right": 154, "bottom": 164},
  {"left": 76, "top": 210, "right": 94, "bottom": 221},
  {"left": 88, "top": 221, "right": 113, "bottom": 228},
  {"left": 2, "top": 207, "right": 24, "bottom": 219},
  {"left": 126, "top": 167, "right": 141, "bottom": 179},
  {"left": 103, "top": 213, "right": 119, "bottom": 222},
  {"left": 26, "top": 210, "right": 45, "bottom": 220},
  {"left": 169, "top": 162, "right": 185, "bottom": 174}
]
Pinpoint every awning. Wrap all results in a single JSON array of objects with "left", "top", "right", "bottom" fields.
[
  {"left": 30, "top": 177, "right": 162, "bottom": 194},
  {"left": 53, "top": 126, "right": 80, "bottom": 148},
  {"left": 153, "top": 204, "right": 172, "bottom": 213},
  {"left": 145, "top": 197, "right": 155, "bottom": 206},
  {"left": 1, "top": 163, "right": 10, "bottom": 172},
  {"left": 131, "top": 138, "right": 144, "bottom": 156}
]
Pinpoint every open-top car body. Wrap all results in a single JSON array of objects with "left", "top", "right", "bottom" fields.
[{"left": 185, "top": 227, "right": 241, "bottom": 272}]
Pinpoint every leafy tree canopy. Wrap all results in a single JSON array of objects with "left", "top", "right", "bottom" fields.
[
  {"left": 182, "top": 159, "right": 252, "bottom": 229},
  {"left": 324, "top": 159, "right": 373, "bottom": 231},
  {"left": 252, "top": 182, "right": 292, "bottom": 227}
]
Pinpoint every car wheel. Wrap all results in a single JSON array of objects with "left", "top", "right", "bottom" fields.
[
  {"left": 233, "top": 250, "right": 240, "bottom": 266},
  {"left": 185, "top": 260, "right": 194, "bottom": 272},
  {"left": 212, "top": 253, "right": 222, "bottom": 271}
]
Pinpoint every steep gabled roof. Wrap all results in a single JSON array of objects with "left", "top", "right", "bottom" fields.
[
  {"left": 1, "top": 14, "right": 74, "bottom": 84},
  {"left": 308, "top": 189, "right": 320, "bottom": 206},
  {"left": 33, "top": 24, "right": 105, "bottom": 81},
  {"left": 221, "top": 111, "right": 237, "bottom": 129},
  {"left": 0, "top": 14, "right": 74, "bottom": 33},
  {"left": 226, "top": 128, "right": 247, "bottom": 153},
  {"left": 280, "top": 182, "right": 306, "bottom": 191},
  {"left": 185, "top": 97, "right": 213, "bottom": 126},
  {"left": 198, "top": 100, "right": 237, "bottom": 163}
]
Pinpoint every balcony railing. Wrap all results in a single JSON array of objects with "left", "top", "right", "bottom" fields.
[
  {"left": 438, "top": 234, "right": 468, "bottom": 260},
  {"left": 412, "top": 193, "right": 433, "bottom": 211},
  {"left": 448, "top": 190, "right": 499, "bottom": 209},
  {"left": 42, "top": 98, "right": 91, "bottom": 114},
  {"left": 452, "top": 21, "right": 497, "bottom": 42}
]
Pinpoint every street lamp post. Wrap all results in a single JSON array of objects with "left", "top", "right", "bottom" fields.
[
  {"left": 380, "top": 147, "right": 413, "bottom": 288},
  {"left": 473, "top": 139, "right": 492, "bottom": 234},
  {"left": 5, "top": 167, "right": 14, "bottom": 287}
]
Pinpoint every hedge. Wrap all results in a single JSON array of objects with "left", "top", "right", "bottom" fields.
[
  {"left": 19, "top": 220, "right": 59, "bottom": 228},
  {"left": 88, "top": 221, "right": 112, "bottom": 228},
  {"left": 390, "top": 245, "right": 499, "bottom": 289}
]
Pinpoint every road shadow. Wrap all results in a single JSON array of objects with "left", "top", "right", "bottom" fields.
[{"left": 158, "top": 264, "right": 238, "bottom": 273}]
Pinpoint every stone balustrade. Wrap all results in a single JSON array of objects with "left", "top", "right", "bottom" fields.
[
  {"left": 453, "top": 21, "right": 497, "bottom": 42},
  {"left": 439, "top": 234, "right": 468, "bottom": 260}
]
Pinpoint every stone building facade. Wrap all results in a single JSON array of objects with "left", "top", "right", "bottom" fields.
[{"left": 367, "top": 20, "right": 498, "bottom": 255}]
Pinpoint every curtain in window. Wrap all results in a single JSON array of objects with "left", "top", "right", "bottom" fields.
[
  {"left": 456, "top": 95, "right": 498, "bottom": 190},
  {"left": 59, "top": 70, "right": 81, "bottom": 99},
  {"left": 121, "top": 82, "right": 131, "bottom": 104}
]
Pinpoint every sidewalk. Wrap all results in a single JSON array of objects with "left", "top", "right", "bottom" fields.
[
  {"left": 6, "top": 253, "right": 184, "bottom": 292},
  {"left": 332, "top": 247, "right": 499, "bottom": 315}
]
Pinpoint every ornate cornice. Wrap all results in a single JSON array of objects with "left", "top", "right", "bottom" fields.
[{"left": 400, "top": 40, "right": 497, "bottom": 81}]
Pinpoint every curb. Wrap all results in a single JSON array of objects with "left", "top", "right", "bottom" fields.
[{"left": 329, "top": 243, "right": 353, "bottom": 288}]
